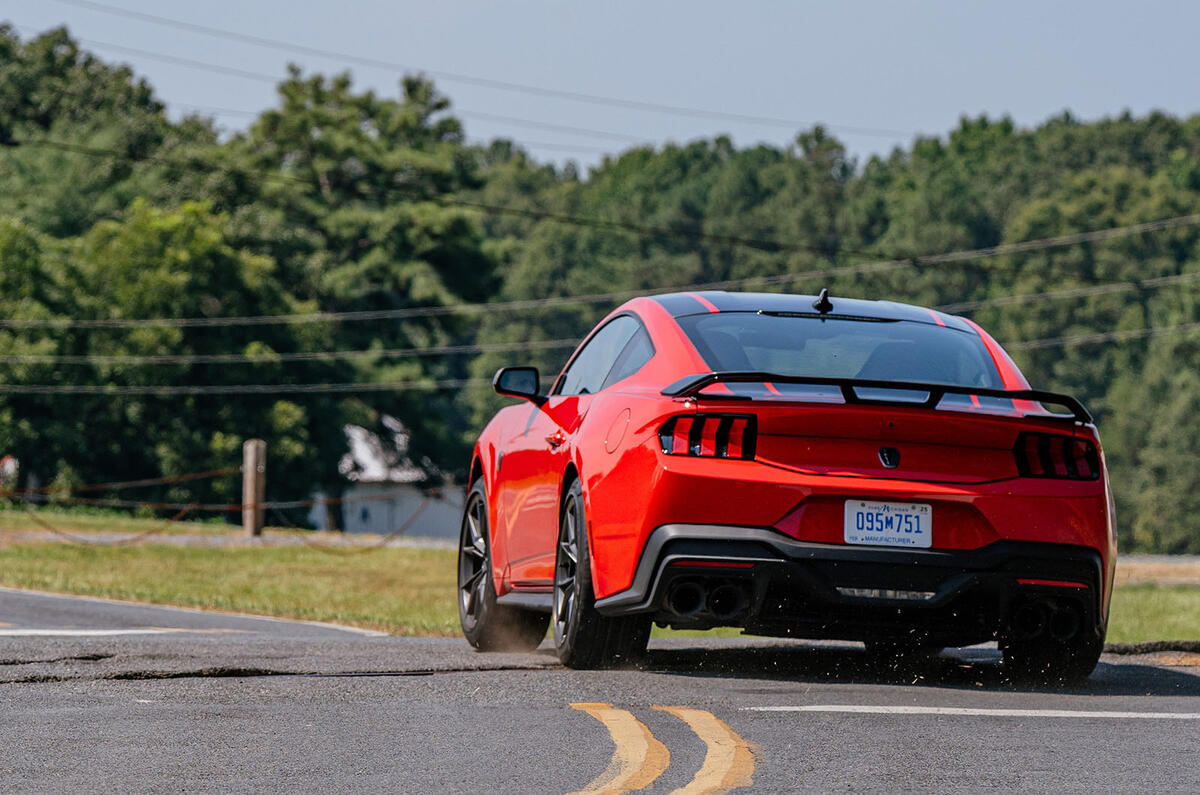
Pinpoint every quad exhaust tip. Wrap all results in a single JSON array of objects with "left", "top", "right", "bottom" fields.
[
  {"left": 666, "top": 581, "right": 706, "bottom": 617},
  {"left": 1010, "top": 599, "right": 1083, "bottom": 642},
  {"left": 1012, "top": 601, "right": 1049, "bottom": 639},
  {"left": 666, "top": 580, "right": 750, "bottom": 621},
  {"left": 1048, "top": 604, "right": 1081, "bottom": 642},
  {"left": 707, "top": 584, "right": 748, "bottom": 621}
]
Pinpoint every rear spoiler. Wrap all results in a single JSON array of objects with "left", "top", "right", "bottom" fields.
[{"left": 661, "top": 372, "right": 1093, "bottom": 424}]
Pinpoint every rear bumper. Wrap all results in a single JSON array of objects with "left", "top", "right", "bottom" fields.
[{"left": 594, "top": 524, "right": 1106, "bottom": 647}]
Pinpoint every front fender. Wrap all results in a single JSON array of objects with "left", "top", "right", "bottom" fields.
[{"left": 469, "top": 405, "right": 529, "bottom": 589}]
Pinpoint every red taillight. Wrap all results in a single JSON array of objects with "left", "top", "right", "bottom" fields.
[
  {"left": 699, "top": 418, "right": 720, "bottom": 457},
  {"left": 1071, "top": 439, "right": 1095, "bottom": 478},
  {"left": 659, "top": 414, "right": 756, "bottom": 460},
  {"left": 1013, "top": 432, "right": 1100, "bottom": 480},
  {"left": 1022, "top": 434, "right": 1044, "bottom": 476},
  {"left": 669, "top": 417, "right": 693, "bottom": 455},
  {"left": 725, "top": 417, "right": 746, "bottom": 458}
]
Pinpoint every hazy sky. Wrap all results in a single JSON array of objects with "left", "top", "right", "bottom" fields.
[{"left": 5, "top": 0, "right": 1199, "bottom": 171}]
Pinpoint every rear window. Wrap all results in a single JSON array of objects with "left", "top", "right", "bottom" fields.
[{"left": 676, "top": 312, "right": 1004, "bottom": 389}]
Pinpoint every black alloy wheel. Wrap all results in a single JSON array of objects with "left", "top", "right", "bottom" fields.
[
  {"left": 1001, "top": 630, "right": 1104, "bottom": 685},
  {"left": 457, "top": 480, "right": 549, "bottom": 651},
  {"left": 458, "top": 487, "right": 489, "bottom": 636},
  {"left": 553, "top": 479, "right": 650, "bottom": 668},
  {"left": 552, "top": 488, "right": 581, "bottom": 644}
]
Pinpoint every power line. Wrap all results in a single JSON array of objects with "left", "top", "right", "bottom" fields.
[
  {"left": 483, "top": 140, "right": 618, "bottom": 156},
  {"left": 1004, "top": 320, "right": 1200, "bottom": 351},
  {"left": 3, "top": 318, "right": 1197, "bottom": 396},
  {"left": 11, "top": 135, "right": 1200, "bottom": 321},
  {"left": 0, "top": 254, "right": 910, "bottom": 331},
  {"left": 453, "top": 109, "right": 648, "bottom": 145},
  {"left": 0, "top": 379, "right": 485, "bottom": 396},
  {"left": 5, "top": 271, "right": 1197, "bottom": 364},
  {"left": 48, "top": 0, "right": 912, "bottom": 139},
  {"left": 67, "top": 35, "right": 284, "bottom": 84},
  {"left": 0, "top": 339, "right": 580, "bottom": 366},
  {"left": 16, "top": 26, "right": 1195, "bottom": 269},
  {"left": 17, "top": 26, "right": 643, "bottom": 146},
  {"left": 48, "top": 31, "right": 650, "bottom": 147},
  {"left": 0, "top": 135, "right": 1194, "bottom": 331},
  {"left": 917, "top": 214, "right": 1200, "bottom": 264},
  {"left": 171, "top": 105, "right": 626, "bottom": 153},
  {"left": 24, "top": 123, "right": 1199, "bottom": 325},
  {"left": 9, "top": 135, "right": 1200, "bottom": 334},
  {"left": 4, "top": 135, "right": 1199, "bottom": 335},
  {"left": 8, "top": 136, "right": 854, "bottom": 261},
  {"left": 936, "top": 271, "right": 1200, "bottom": 313}
]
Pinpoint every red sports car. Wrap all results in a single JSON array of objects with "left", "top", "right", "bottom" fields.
[{"left": 457, "top": 290, "right": 1115, "bottom": 682}]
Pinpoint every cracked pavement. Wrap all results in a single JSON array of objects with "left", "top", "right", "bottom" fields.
[{"left": 4, "top": 587, "right": 1200, "bottom": 793}]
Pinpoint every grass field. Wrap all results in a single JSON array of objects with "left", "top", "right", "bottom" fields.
[
  {"left": 0, "top": 543, "right": 457, "bottom": 635},
  {"left": 0, "top": 535, "right": 1197, "bottom": 643},
  {"left": 1106, "top": 585, "right": 1200, "bottom": 643},
  {"left": 0, "top": 505, "right": 231, "bottom": 535}
]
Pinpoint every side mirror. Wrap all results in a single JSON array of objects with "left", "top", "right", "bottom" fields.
[{"left": 493, "top": 366, "right": 544, "bottom": 404}]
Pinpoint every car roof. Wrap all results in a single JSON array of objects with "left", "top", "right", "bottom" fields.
[{"left": 647, "top": 290, "right": 971, "bottom": 331}]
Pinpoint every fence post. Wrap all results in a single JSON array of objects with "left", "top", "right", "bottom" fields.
[{"left": 242, "top": 439, "right": 266, "bottom": 536}]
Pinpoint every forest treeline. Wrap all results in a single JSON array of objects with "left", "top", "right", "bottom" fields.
[{"left": 1, "top": 27, "right": 1198, "bottom": 551}]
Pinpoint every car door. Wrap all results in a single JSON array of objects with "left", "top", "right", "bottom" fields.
[{"left": 503, "top": 315, "right": 644, "bottom": 587}]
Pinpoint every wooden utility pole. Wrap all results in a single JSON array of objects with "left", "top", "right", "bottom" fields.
[{"left": 242, "top": 439, "right": 266, "bottom": 536}]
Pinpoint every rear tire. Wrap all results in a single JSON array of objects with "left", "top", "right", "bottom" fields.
[
  {"left": 458, "top": 480, "right": 550, "bottom": 652},
  {"left": 553, "top": 479, "right": 650, "bottom": 669},
  {"left": 1002, "top": 632, "right": 1103, "bottom": 685}
]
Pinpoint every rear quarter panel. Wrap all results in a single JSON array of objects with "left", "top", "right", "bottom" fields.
[
  {"left": 577, "top": 387, "right": 695, "bottom": 599},
  {"left": 572, "top": 298, "right": 710, "bottom": 598}
]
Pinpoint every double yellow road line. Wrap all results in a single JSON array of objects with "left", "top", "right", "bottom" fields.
[{"left": 569, "top": 702, "right": 756, "bottom": 795}]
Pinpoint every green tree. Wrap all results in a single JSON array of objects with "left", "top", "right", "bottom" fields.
[
  {"left": 0, "top": 202, "right": 345, "bottom": 509},
  {"left": 178, "top": 69, "right": 498, "bottom": 473},
  {"left": 0, "top": 26, "right": 215, "bottom": 237}
]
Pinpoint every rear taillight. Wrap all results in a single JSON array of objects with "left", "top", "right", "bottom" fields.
[
  {"left": 659, "top": 414, "right": 756, "bottom": 459},
  {"left": 1013, "top": 432, "right": 1100, "bottom": 480}
]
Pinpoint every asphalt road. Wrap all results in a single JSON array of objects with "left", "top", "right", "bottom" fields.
[{"left": 2, "top": 588, "right": 1200, "bottom": 793}]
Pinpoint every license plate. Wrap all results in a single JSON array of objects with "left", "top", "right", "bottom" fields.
[{"left": 843, "top": 500, "right": 932, "bottom": 548}]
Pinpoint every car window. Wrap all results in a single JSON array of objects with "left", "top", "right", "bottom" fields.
[
  {"left": 676, "top": 313, "right": 1003, "bottom": 388},
  {"left": 602, "top": 326, "right": 655, "bottom": 389},
  {"left": 556, "top": 315, "right": 640, "bottom": 395}
]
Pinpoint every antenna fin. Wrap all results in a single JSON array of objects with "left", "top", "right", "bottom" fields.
[{"left": 812, "top": 288, "right": 833, "bottom": 314}]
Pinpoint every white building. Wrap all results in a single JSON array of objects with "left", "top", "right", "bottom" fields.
[{"left": 307, "top": 416, "right": 463, "bottom": 541}]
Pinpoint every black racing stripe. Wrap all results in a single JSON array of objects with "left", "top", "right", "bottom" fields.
[
  {"left": 651, "top": 293, "right": 709, "bottom": 316},
  {"left": 656, "top": 290, "right": 961, "bottom": 326}
]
